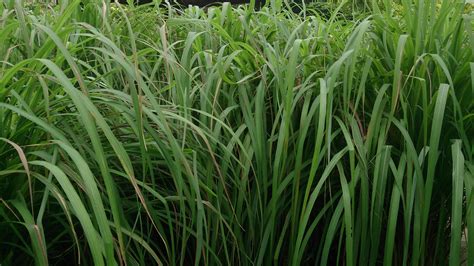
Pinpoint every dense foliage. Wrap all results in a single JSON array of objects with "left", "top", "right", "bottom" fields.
[{"left": 0, "top": 0, "right": 473, "bottom": 265}]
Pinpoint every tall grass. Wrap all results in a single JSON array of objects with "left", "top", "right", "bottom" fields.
[{"left": 0, "top": 0, "right": 473, "bottom": 265}]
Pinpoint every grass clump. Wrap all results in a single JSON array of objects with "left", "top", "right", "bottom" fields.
[{"left": 0, "top": 0, "right": 473, "bottom": 265}]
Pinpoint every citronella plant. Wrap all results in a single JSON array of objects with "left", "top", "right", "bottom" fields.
[{"left": 0, "top": 0, "right": 472, "bottom": 265}]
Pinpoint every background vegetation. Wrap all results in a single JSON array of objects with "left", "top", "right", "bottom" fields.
[{"left": 0, "top": 0, "right": 473, "bottom": 265}]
